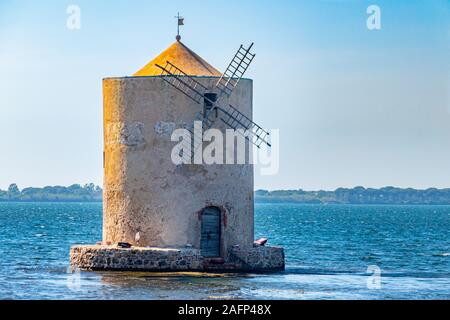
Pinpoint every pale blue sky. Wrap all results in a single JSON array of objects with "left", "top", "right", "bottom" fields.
[{"left": 0, "top": 0, "right": 449, "bottom": 190}]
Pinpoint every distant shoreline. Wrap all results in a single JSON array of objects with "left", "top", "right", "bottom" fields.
[
  {"left": 255, "top": 187, "right": 450, "bottom": 205},
  {"left": 254, "top": 201, "right": 450, "bottom": 206},
  {"left": 1, "top": 201, "right": 450, "bottom": 206},
  {"left": 2, "top": 184, "right": 450, "bottom": 205},
  {"left": 0, "top": 184, "right": 102, "bottom": 203},
  {"left": 0, "top": 200, "right": 102, "bottom": 203}
]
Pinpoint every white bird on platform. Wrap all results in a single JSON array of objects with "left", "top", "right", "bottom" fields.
[{"left": 135, "top": 232, "right": 141, "bottom": 246}]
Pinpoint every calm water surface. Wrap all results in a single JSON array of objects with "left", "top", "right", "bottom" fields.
[{"left": 0, "top": 202, "right": 448, "bottom": 299}]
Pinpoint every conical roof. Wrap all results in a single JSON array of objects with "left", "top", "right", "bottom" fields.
[{"left": 133, "top": 41, "right": 221, "bottom": 77}]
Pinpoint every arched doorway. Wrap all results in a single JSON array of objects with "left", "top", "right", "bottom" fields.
[{"left": 200, "top": 207, "right": 221, "bottom": 257}]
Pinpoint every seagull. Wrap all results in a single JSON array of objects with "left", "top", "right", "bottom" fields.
[{"left": 135, "top": 232, "right": 141, "bottom": 246}]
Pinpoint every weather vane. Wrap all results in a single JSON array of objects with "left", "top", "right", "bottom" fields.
[{"left": 175, "top": 12, "right": 184, "bottom": 41}]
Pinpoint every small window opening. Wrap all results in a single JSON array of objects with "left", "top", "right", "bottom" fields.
[{"left": 203, "top": 93, "right": 218, "bottom": 119}]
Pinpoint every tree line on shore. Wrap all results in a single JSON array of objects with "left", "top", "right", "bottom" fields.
[
  {"left": 1, "top": 184, "right": 450, "bottom": 204},
  {"left": 0, "top": 183, "right": 102, "bottom": 202},
  {"left": 255, "top": 187, "right": 450, "bottom": 205}
]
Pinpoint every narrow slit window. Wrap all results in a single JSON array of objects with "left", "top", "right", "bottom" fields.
[{"left": 203, "top": 93, "right": 218, "bottom": 119}]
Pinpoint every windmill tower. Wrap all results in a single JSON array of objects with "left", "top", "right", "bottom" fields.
[{"left": 71, "top": 21, "right": 284, "bottom": 272}]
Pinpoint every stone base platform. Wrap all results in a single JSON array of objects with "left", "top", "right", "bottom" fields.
[{"left": 70, "top": 245, "right": 285, "bottom": 273}]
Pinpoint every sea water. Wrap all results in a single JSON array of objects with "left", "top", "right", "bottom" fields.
[{"left": 0, "top": 202, "right": 448, "bottom": 299}]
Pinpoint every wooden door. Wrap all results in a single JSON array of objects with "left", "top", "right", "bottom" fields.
[{"left": 200, "top": 207, "right": 221, "bottom": 257}]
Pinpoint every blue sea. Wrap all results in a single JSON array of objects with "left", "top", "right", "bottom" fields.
[{"left": 0, "top": 202, "right": 448, "bottom": 300}]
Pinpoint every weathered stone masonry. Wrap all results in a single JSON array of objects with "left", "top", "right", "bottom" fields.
[
  {"left": 70, "top": 40, "right": 285, "bottom": 273},
  {"left": 71, "top": 245, "right": 285, "bottom": 272}
]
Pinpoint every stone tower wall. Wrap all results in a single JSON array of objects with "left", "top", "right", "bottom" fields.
[{"left": 102, "top": 76, "right": 254, "bottom": 256}]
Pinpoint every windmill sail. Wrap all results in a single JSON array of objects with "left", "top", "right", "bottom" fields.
[
  {"left": 156, "top": 61, "right": 207, "bottom": 104},
  {"left": 219, "top": 104, "right": 271, "bottom": 148},
  {"left": 177, "top": 110, "right": 217, "bottom": 163},
  {"left": 155, "top": 55, "right": 270, "bottom": 163},
  {"left": 216, "top": 43, "right": 255, "bottom": 99}
]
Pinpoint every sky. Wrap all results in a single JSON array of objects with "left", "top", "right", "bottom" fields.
[{"left": 0, "top": 0, "right": 449, "bottom": 191}]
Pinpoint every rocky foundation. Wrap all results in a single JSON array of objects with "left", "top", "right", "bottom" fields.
[{"left": 70, "top": 245, "right": 285, "bottom": 273}]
